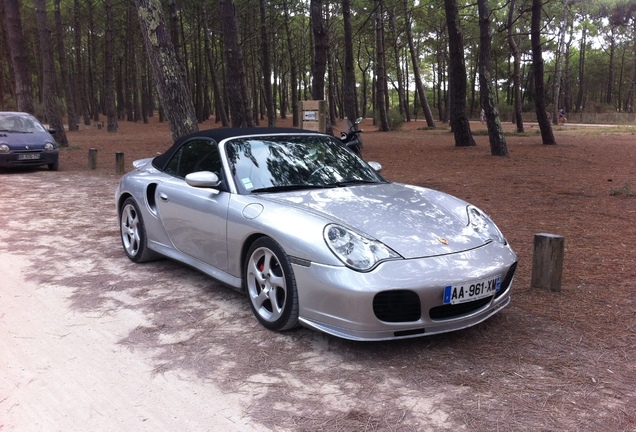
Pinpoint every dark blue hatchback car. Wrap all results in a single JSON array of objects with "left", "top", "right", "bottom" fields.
[{"left": 0, "top": 112, "right": 59, "bottom": 171}]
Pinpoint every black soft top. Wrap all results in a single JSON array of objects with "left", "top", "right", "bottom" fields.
[{"left": 152, "top": 127, "right": 324, "bottom": 171}]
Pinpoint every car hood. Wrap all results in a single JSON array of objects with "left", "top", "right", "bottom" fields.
[
  {"left": 0, "top": 131, "right": 54, "bottom": 149},
  {"left": 262, "top": 183, "right": 489, "bottom": 259}
]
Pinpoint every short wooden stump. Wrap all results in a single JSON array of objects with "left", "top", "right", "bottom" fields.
[
  {"left": 88, "top": 148, "right": 97, "bottom": 170},
  {"left": 116, "top": 152, "right": 124, "bottom": 174},
  {"left": 531, "top": 233, "right": 565, "bottom": 292}
]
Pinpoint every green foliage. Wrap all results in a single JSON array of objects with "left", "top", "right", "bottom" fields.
[
  {"left": 386, "top": 108, "right": 404, "bottom": 131},
  {"left": 371, "top": 108, "right": 404, "bottom": 131}
]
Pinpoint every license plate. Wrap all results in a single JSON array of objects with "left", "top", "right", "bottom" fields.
[
  {"left": 443, "top": 275, "right": 501, "bottom": 305},
  {"left": 18, "top": 153, "right": 40, "bottom": 160}
]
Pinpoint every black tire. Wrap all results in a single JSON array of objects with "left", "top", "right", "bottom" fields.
[
  {"left": 119, "top": 197, "right": 158, "bottom": 263},
  {"left": 47, "top": 160, "right": 59, "bottom": 171},
  {"left": 244, "top": 237, "right": 299, "bottom": 331}
]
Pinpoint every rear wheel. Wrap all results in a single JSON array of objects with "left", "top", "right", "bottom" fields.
[
  {"left": 120, "top": 197, "right": 158, "bottom": 262},
  {"left": 244, "top": 237, "right": 299, "bottom": 331}
]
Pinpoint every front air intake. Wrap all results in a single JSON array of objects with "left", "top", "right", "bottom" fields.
[{"left": 373, "top": 290, "right": 421, "bottom": 322}]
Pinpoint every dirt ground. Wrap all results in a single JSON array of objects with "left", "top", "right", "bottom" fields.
[{"left": 1, "top": 115, "right": 634, "bottom": 431}]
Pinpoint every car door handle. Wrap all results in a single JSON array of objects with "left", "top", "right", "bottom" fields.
[{"left": 159, "top": 192, "right": 169, "bottom": 202}]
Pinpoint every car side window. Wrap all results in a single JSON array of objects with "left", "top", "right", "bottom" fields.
[{"left": 164, "top": 139, "right": 221, "bottom": 179}]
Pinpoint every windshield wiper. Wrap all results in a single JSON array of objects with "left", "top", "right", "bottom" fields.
[
  {"left": 0, "top": 129, "right": 28, "bottom": 133},
  {"left": 328, "top": 179, "right": 384, "bottom": 187},
  {"left": 251, "top": 184, "right": 336, "bottom": 193}
]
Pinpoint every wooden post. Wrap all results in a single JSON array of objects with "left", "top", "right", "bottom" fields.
[
  {"left": 115, "top": 152, "right": 124, "bottom": 174},
  {"left": 88, "top": 148, "right": 97, "bottom": 170},
  {"left": 531, "top": 233, "right": 565, "bottom": 292}
]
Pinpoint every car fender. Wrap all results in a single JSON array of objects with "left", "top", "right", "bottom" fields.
[{"left": 225, "top": 194, "right": 345, "bottom": 279}]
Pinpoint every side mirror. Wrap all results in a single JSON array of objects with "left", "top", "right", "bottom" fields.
[
  {"left": 185, "top": 171, "right": 221, "bottom": 188},
  {"left": 368, "top": 161, "right": 382, "bottom": 173}
]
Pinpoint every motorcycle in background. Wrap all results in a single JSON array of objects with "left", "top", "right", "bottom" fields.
[{"left": 339, "top": 117, "right": 364, "bottom": 157}]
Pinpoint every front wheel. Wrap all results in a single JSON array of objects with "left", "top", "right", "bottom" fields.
[
  {"left": 244, "top": 237, "right": 299, "bottom": 331},
  {"left": 119, "top": 197, "right": 158, "bottom": 263}
]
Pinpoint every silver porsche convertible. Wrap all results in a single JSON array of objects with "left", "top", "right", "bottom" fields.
[{"left": 116, "top": 128, "right": 517, "bottom": 341}]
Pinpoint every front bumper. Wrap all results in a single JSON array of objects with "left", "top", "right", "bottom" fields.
[
  {"left": 0, "top": 150, "right": 58, "bottom": 168},
  {"left": 293, "top": 241, "right": 517, "bottom": 341},
  {"left": 0, "top": 149, "right": 59, "bottom": 167}
]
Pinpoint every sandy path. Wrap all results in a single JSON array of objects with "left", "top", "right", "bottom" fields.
[
  {"left": 0, "top": 171, "right": 261, "bottom": 431},
  {"left": 0, "top": 241, "right": 258, "bottom": 431}
]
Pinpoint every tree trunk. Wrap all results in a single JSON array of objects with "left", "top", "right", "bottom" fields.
[
  {"left": 552, "top": 0, "right": 569, "bottom": 124},
  {"left": 283, "top": 0, "right": 299, "bottom": 126},
  {"left": 404, "top": 0, "right": 435, "bottom": 128},
  {"left": 443, "top": 0, "right": 475, "bottom": 147},
  {"left": 327, "top": 53, "right": 337, "bottom": 133},
  {"left": 87, "top": 0, "right": 99, "bottom": 122},
  {"left": 375, "top": 0, "right": 389, "bottom": 131},
  {"left": 135, "top": 0, "right": 198, "bottom": 140},
  {"left": 34, "top": 0, "right": 68, "bottom": 146},
  {"left": 54, "top": 0, "right": 78, "bottom": 131},
  {"left": 104, "top": 0, "right": 118, "bottom": 133},
  {"left": 202, "top": 6, "right": 229, "bottom": 127},
  {"left": 402, "top": 45, "right": 411, "bottom": 122},
  {"left": 563, "top": 20, "right": 574, "bottom": 113},
  {"left": 606, "top": 28, "right": 616, "bottom": 105},
  {"left": 469, "top": 51, "right": 478, "bottom": 117},
  {"left": 74, "top": 0, "right": 91, "bottom": 125},
  {"left": 219, "top": 0, "right": 253, "bottom": 128},
  {"left": 507, "top": 0, "right": 524, "bottom": 132},
  {"left": 478, "top": 0, "right": 508, "bottom": 156},
  {"left": 531, "top": 0, "right": 556, "bottom": 145},
  {"left": 630, "top": 18, "right": 636, "bottom": 113},
  {"left": 356, "top": 44, "right": 371, "bottom": 119},
  {"left": 575, "top": 21, "right": 587, "bottom": 113},
  {"left": 3, "top": 0, "right": 34, "bottom": 114},
  {"left": 125, "top": 3, "right": 135, "bottom": 122},
  {"left": 310, "top": 0, "right": 327, "bottom": 101},
  {"left": 140, "top": 65, "right": 149, "bottom": 123},
  {"left": 342, "top": 0, "right": 358, "bottom": 122},
  {"left": 389, "top": 7, "right": 406, "bottom": 119},
  {"left": 259, "top": 0, "right": 275, "bottom": 126}
]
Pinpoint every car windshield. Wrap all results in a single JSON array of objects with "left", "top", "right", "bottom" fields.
[
  {"left": 225, "top": 135, "right": 384, "bottom": 194},
  {"left": 0, "top": 114, "right": 46, "bottom": 133}
]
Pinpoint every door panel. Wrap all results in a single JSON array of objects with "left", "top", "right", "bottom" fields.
[{"left": 156, "top": 178, "right": 230, "bottom": 271}]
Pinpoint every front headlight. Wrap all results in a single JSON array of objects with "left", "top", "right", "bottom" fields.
[
  {"left": 467, "top": 205, "right": 507, "bottom": 245},
  {"left": 324, "top": 224, "right": 401, "bottom": 271},
  {"left": 44, "top": 142, "right": 56, "bottom": 152},
  {"left": 0, "top": 144, "right": 9, "bottom": 153}
]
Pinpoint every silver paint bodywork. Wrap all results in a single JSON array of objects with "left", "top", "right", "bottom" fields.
[{"left": 116, "top": 132, "right": 517, "bottom": 341}]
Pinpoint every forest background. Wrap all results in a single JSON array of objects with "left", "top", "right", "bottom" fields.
[{"left": 1, "top": 0, "right": 636, "bottom": 149}]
